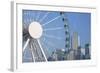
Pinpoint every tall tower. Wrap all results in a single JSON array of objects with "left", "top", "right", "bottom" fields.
[
  {"left": 72, "top": 32, "right": 80, "bottom": 50},
  {"left": 60, "top": 12, "right": 70, "bottom": 51}
]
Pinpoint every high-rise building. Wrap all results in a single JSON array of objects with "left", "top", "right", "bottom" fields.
[
  {"left": 72, "top": 32, "right": 80, "bottom": 50},
  {"left": 85, "top": 44, "right": 90, "bottom": 59},
  {"left": 67, "top": 49, "right": 75, "bottom": 60}
]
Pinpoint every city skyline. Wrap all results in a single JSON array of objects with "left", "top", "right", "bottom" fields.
[
  {"left": 22, "top": 10, "right": 91, "bottom": 62},
  {"left": 23, "top": 10, "right": 91, "bottom": 48}
]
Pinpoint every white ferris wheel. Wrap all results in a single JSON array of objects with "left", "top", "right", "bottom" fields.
[{"left": 22, "top": 10, "right": 70, "bottom": 62}]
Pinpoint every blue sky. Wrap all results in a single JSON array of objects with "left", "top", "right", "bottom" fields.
[
  {"left": 23, "top": 10, "right": 91, "bottom": 56},
  {"left": 65, "top": 12, "right": 91, "bottom": 47}
]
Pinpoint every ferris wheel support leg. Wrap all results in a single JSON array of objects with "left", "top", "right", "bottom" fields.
[
  {"left": 37, "top": 39, "right": 48, "bottom": 62},
  {"left": 30, "top": 44, "right": 35, "bottom": 62},
  {"left": 23, "top": 38, "right": 30, "bottom": 52}
]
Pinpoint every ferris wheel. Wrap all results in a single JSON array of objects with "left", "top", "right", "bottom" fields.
[{"left": 22, "top": 10, "right": 70, "bottom": 62}]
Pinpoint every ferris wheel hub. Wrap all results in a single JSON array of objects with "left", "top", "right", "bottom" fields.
[{"left": 28, "top": 21, "right": 43, "bottom": 39}]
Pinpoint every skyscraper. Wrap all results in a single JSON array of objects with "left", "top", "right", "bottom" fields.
[
  {"left": 71, "top": 32, "right": 81, "bottom": 59},
  {"left": 72, "top": 32, "right": 80, "bottom": 50}
]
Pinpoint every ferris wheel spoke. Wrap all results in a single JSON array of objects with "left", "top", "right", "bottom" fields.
[
  {"left": 36, "top": 12, "right": 41, "bottom": 21},
  {"left": 40, "top": 37, "right": 53, "bottom": 50},
  {"left": 33, "top": 11, "right": 38, "bottom": 21},
  {"left": 23, "top": 24, "right": 27, "bottom": 29},
  {"left": 24, "top": 18, "right": 29, "bottom": 28},
  {"left": 41, "top": 38, "right": 57, "bottom": 49},
  {"left": 42, "top": 36, "right": 64, "bottom": 50},
  {"left": 28, "top": 11, "right": 32, "bottom": 23},
  {"left": 31, "top": 12, "right": 35, "bottom": 21},
  {"left": 42, "top": 16, "right": 61, "bottom": 26},
  {"left": 43, "top": 27, "right": 63, "bottom": 31},
  {"left": 43, "top": 33, "right": 63, "bottom": 40},
  {"left": 41, "top": 38, "right": 52, "bottom": 51},
  {"left": 39, "top": 12, "right": 50, "bottom": 23}
]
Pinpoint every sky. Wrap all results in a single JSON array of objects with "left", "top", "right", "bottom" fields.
[
  {"left": 65, "top": 12, "right": 91, "bottom": 48},
  {"left": 23, "top": 10, "right": 91, "bottom": 58}
]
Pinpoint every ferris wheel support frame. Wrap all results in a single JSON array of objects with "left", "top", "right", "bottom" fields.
[
  {"left": 23, "top": 38, "right": 48, "bottom": 62},
  {"left": 37, "top": 39, "right": 48, "bottom": 62}
]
